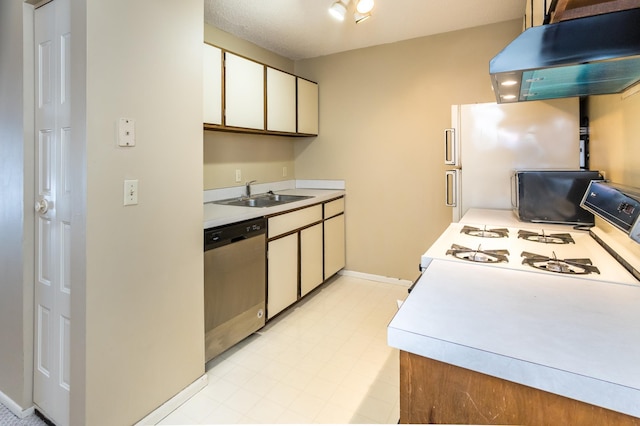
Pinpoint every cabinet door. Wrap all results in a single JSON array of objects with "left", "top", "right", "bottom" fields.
[
  {"left": 268, "top": 233, "right": 298, "bottom": 319},
  {"left": 301, "top": 224, "right": 324, "bottom": 297},
  {"left": 203, "top": 43, "right": 222, "bottom": 125},
  {"left": 297, "top": 78, "right": 319, "bottom": 135},
  {"left": 324, "top": 214, "right": 345, "bottom": 279},
  {"left": 225, "top": 52, "right": 265, "bottom": 130},
  {"left": 267, "top": 67, "right": 296, "bottom": 133}
]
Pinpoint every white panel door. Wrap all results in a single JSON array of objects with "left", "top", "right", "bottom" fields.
[{"left": 34, "top": 1, "right": 71, "bottom": 425}]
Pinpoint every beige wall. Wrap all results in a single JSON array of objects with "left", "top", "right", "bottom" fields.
[
  {"left": 74, "top": 1, "right": 204, "bottom": 424},
  {"left": 589, "top": 90, "right": 640, "bottom": 187},
  {"left": 204, "top": 132, "right": 296, "bottom": 188},
  {"left": 294, "top": 20, "right": 523, "bottom": 281},
  {"left": 203, "top": 24, "right": 297, "bottom": 190}
]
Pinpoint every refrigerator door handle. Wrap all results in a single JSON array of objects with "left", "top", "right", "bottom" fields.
[
  {"left": 445, "top": 170, "right": 457, "bottom": 207},
  {"left": 444, "top": 128, "right": 456, "bottom": 165}
]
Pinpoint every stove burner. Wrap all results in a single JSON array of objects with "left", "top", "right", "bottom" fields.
[
  {"left": 521, "top": 251, "right": 600, "bottom": 275},
  {"left": 446, "top": 244, "right": 509, "bottom": 263},
  {"left": 461, "top": 226, "right": 509, "bottom": 238},
  {"left": 518, "top": 230, "right": 575, "bottom": 244}
]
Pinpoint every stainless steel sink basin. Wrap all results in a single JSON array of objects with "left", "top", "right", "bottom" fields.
[{"left": 213, "top": 193, "right": 312, "bottom": 208}]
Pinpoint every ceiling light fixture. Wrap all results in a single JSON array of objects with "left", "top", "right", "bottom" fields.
[
  {"left": 355, "top": 0, "right": 374, "bottom": 14},
  {"left": 329, "top": 0, "right": 350, "bottom": 21},
  {"left": 354, "top": 11, "right": 371, "bottom": 24},
  {"left": 330, "top": 0, "right": 374, "bottom": 23}
]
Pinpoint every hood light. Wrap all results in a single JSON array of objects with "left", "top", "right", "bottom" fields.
[{"left": 501, "top": 80, "right": 518, "bottom": 86}]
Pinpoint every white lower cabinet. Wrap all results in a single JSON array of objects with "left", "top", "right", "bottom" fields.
[
  {"left": 267, "top": 233, "right": 298, "bottom": 319},
  {"left": 324, "top": 197, "right": 346, "bottom": 279},
  {"left": 300, "top": 223, "right": 324, "bottom": 297},
  {"left": 266, "top": 197, "right": 345, "bottom": 320},
  {"left": 324, "top": 213, "right": 345, "bottom": 279}
]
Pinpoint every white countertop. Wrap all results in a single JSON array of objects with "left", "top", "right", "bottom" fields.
[
  {"left": 388, "top": 209, "right": 640, "bottom": 418},
  {"left": 204, "top": 188, "right": 345, "bottom": 229}
]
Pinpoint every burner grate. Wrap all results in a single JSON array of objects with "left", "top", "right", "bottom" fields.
[
  {"left": 518, "top": 230, "right": 575, "bottom": 244},
  {"left": 447, "top": 244, "right": 509, "bottom": 263},
  {"left": 521, "top": 251, "right": 600, "bottom": 275},
  {"left": 461, "top": 226, "right": 509, "bottom": 238}
]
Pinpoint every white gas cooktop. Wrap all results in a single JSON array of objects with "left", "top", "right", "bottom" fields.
[{"left": 422, "top": 210, "right": 638, "bottom": 286}]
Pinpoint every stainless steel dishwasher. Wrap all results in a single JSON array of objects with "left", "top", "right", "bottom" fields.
[{"left": 204, "top": 217, "right": 266, "bottom": 362}]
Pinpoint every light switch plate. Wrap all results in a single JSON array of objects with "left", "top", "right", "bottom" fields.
[
  {"left": 124, "top": 179, "right": 138, "bottom": 205},
  {"left": 118, "top": 118, "right": 136, "bottom": 147}
]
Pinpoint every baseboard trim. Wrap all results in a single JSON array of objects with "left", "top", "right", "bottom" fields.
[
  {"left": 135, "top": 373, "right": 208, "bottom": 425},
  {"left": 0, "top": 389, "right": 34, "bottom": 419},
  {"left": 338, "top": 269, "right": 412, "bottom": 287}
]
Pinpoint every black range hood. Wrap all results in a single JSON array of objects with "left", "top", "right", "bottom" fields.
[{"left": 490, "top": 8, "right": 640, "bottom": 103}]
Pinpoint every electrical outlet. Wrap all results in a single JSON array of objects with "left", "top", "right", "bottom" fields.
[
  {"left": 235, "top": 169, "right": 242, "bottom": 182},
  {"left": 124, "top": 179, "right": 138, "bottom": 205},
  {"left": 282, "top": 166, "right": 288, "bottom": 177}
]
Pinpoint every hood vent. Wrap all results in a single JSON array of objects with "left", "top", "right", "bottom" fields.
[{"left": 490, "top": 8, "right": 640, "bottom": 103}]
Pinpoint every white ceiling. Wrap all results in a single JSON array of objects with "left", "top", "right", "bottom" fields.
[{"left": 204, "top": 0, "right": 527, "bottom": 60}]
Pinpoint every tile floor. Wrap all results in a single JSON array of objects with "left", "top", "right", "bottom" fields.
[{"left": 158, "top": 274, "right": 408, "bottom": 424}]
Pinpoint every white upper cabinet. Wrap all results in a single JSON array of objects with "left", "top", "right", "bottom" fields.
[
  {"left": 266, "top": 68, "right": 296, "bottom": 133},
  {"left": 224, "top": 52, "right": 265, "bottom": 130},
  {"left": 203, "top": 45, "right": 318, "bottom": 136},
  {"left": 203, "top": 43, "right": 222, "bottom": 125},
  {"left": 297, "top": 78, "right": 319, "bottom": 135}
]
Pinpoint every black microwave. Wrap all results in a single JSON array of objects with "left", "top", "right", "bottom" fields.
[{"left": 514, "top": 170, "right": 604, "bottom": 225}]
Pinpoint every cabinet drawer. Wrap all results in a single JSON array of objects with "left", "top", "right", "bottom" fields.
[
  {"left": 324, "top": 197, "right": 344, "bottom": 218},
  {"left": 268, "top": 204, "right": 322, "bottom": 238}
]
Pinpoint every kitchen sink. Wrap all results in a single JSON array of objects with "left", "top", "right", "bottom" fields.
[{"left": 213, "top": 193, "right": 312, "bottom": 208}]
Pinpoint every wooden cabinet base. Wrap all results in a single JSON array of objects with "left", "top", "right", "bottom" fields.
[{"left": 399, "top": 351, "right": 640, "bottom": 425}]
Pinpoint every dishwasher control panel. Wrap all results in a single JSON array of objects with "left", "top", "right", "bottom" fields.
[{"left": 204, "top": 217, "right": 267, "bottom": 250}]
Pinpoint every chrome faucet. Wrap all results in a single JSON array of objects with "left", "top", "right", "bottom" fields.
[{"left": 245, "top": 180, "right": 257, "bottom": 198}]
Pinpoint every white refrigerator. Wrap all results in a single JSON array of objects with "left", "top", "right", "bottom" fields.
[{"left": 445, "top": 98, "right": 581, "bottom": 222}]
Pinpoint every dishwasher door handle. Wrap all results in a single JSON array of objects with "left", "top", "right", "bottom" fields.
[{"left": 230, "top": 235, "right": 247, "bottom": 243}]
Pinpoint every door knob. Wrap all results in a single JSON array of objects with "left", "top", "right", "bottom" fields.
[{"left": 35, "top": 198, "right": 52, "bottom": 214}]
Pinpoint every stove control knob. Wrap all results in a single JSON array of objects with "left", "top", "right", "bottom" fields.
[{"left": 618, "top": 202, "right": 635, "bottom": 215}]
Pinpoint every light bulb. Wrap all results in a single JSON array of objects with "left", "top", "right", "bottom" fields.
[{"left": 356, "top": 0, "right": 374, "bottom": 14}]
